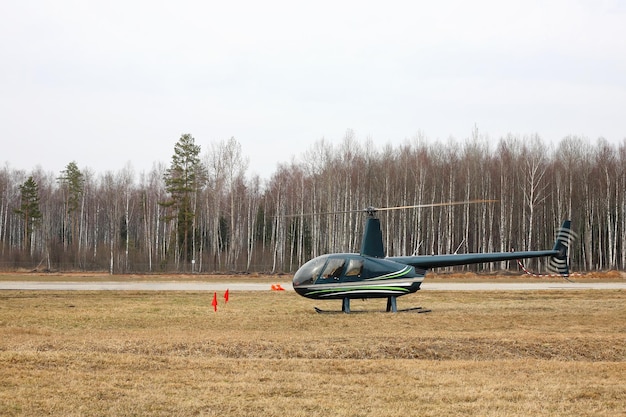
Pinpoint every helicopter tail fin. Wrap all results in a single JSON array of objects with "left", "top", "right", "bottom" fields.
[
  {"left": 360, "top": 217, "right": 385, "bottom": 258},
  {"left": 547, "top": 220, "right": 576, "bottom": 277}
]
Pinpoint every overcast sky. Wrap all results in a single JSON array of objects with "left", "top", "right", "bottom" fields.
[{"left": 2, "top": 0, "right": 625, "bottom": 179}]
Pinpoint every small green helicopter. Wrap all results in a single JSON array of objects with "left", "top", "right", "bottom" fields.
[{"left": 292, "top": 202, "right": 574, "bottom": 313}]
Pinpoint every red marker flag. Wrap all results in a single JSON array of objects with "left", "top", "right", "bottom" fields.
[
  {"left": 212, "top": 292, "right": 218, "bottom": 312},
  {"left": 224, "top": 289, "right": 229, "bottom": 303}
]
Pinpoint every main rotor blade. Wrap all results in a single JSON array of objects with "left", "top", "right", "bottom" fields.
[
  {"left": 375, "top": 199, "right": 498, "bottom": 212},
  {"left": 281, "top": 208, "right": 367, "bottom": 217},
  {"left": 280, "top": 200, "right": 497, "bottom": 217}
]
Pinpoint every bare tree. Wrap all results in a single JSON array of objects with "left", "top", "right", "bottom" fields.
[{"left": 520, "top": 135, "right": 549, "bottom": 252}]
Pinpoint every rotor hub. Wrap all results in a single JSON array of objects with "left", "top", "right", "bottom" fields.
[{"left": 364, "top": 206, "right": 378, "bottom": 217}]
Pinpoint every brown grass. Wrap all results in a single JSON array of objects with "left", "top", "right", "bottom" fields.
[{"left": 1, "top": 287, "right": 625, "bottom": 416}]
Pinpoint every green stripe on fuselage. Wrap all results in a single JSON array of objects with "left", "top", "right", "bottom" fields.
[
  {"left": 307, "top": 285, "right": 412, "bottom": 297},
  {"left": 366, "top": 266, "right": 412, "bottom": 281}
]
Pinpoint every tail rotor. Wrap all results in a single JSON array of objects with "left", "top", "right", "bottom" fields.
[{"left": 547, "top": 220, "right": 577, "bottom": 278}]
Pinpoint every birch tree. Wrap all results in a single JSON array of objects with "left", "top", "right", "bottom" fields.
[{"left": 520, "top": 135, "right": 549, "bottom": 252}]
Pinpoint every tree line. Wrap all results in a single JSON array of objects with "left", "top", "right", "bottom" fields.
[{"left": 1, "top": 131, "right": 625, "bottom": 273}]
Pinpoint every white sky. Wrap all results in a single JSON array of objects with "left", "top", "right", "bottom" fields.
[{"left": 1, "top": 0, "right": 625, "bottom": 179}]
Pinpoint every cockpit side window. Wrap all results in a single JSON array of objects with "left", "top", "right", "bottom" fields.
[
  {"left": 320, "top": 258, "right": 345, "bottom": 280},
  {"left": 345, "top": 259, "right": 363, "bottom": 277}
]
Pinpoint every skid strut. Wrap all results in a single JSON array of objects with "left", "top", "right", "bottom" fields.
[{"left": 342, "top": 297, "right": 351, "bottom": 313}]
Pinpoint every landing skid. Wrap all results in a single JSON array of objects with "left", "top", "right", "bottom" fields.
[
  {"left": 314, "top": 296, "right": 431, "bottom": 314},
  {"left": 314, "top": 306, "right": 431, "bottom": 314}
]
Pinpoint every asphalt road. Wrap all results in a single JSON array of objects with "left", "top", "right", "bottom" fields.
[{"left": 1, "top": 281, "right": 625, "bottom": 291}]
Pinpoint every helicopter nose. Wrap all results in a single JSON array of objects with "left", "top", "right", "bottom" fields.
[
  {"left": 292, "top": 265, "right": 312, "bottom": 287},
  {"left": 291, "top": 273, "right": 304, "bottom": 288},
  {"left": 291, "top": 278, "right": 307, "bottom": 297}
]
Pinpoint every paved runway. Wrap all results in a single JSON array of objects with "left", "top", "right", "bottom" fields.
[
  {"left": 0, "top": 281, "right": 275, "bottom": 291},
  {"left": 0, "top": 281, "right": 625, "bottom": 291}
]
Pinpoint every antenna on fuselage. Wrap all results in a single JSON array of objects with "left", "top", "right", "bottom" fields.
[{"left": 454, "top": 238, "right": 466, "bottom": 254}]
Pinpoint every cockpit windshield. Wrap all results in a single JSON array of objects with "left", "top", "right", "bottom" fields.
[{"left": 292, "top": 255, "right": 328, "bottom": 286}]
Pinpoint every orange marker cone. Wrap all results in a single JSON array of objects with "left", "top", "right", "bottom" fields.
[
  {"left": 224, "top": 289, "right": 229, "bottom": 303},
  {"left": 212, "top": 292, "right": 218, "bottom": 312}
]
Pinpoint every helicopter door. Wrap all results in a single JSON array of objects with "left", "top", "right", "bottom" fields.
[{"left": 316, "top": 258, "right": 346, "bottom": 283}]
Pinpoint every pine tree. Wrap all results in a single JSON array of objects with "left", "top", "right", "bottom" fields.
[
  {"left": 57, "top": 161, "right": 84, "bottom": 248},
  {"left": 15, "top": 176, "right": 42, "bottom": 252},
  {"left": 162, "top": 134, "right": 206, "bottom": 269}
]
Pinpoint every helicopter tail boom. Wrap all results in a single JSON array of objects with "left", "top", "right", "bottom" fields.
[{"left": 389, "top": 220, "right": 574, "bottom": 277}]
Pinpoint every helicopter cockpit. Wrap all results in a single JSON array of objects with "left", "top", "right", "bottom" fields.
[{"left": 292, "top": 254, "right": 364, "bottom": 287}]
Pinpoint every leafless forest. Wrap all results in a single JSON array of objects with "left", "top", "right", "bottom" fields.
[{"left": 2, "top": 131, "right": 625, "bottom": 273}]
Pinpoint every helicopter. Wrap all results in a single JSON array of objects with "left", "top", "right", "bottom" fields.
[{"left": 291, "top": 201, "right": 575, "bottom": 313}]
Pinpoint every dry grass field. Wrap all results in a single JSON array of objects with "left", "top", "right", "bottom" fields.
[{"left": 1, "top": 277, "right": 625, "bottom": 416}]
